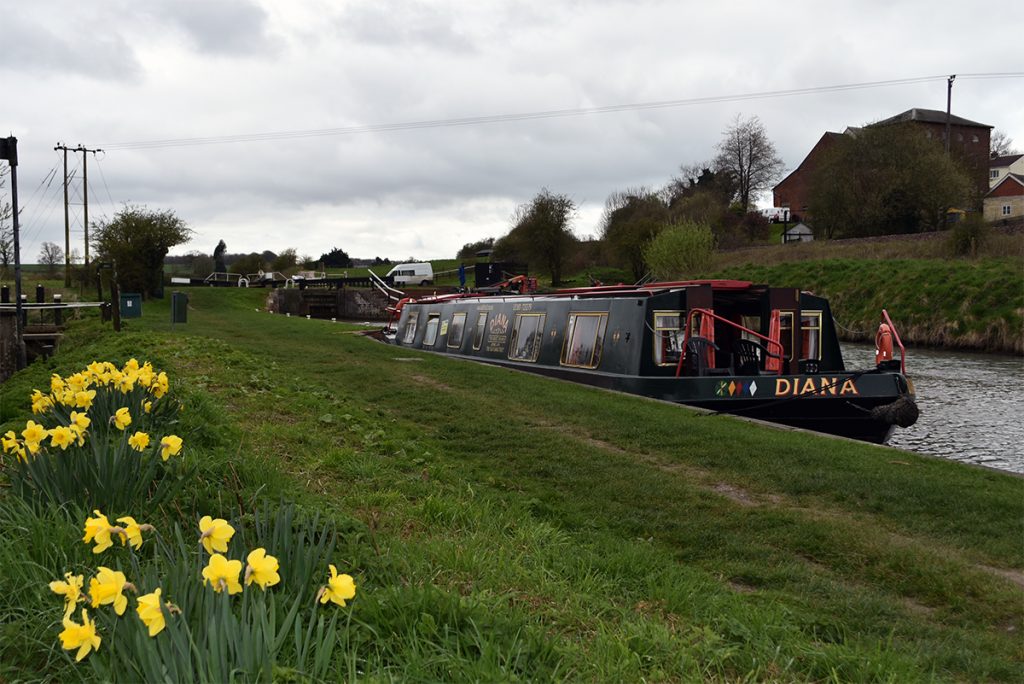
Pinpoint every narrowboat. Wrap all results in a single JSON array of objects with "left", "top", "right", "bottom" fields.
[{"left": 383, "top": 280, "right": 918, "bottom": 443}]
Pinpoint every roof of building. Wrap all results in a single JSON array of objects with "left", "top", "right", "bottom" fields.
[
  {"left": 872, "top": 108, "right": 991, "bottom": 129},
  {"left": 783, "top": 222, "right": 813, "bottom": 233},
  {"left": 990, "top": 153, "right": 1024, "bottom": 168}
]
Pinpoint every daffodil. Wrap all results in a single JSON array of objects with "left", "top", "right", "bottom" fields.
[
  {"left": 1, "top": 430, "right": 19, "bottom": 453},
  {"left": 202, "top": 553, "right": 243, "bottom": 594},
  {"left": 124, "top": 358, "right": 140, "bottom": 373},
  {"left": 151, "top": 372, "right": 169, "bottom": 398},
  {"left": 138, "top": 363, "right": 155, "bottom": 388},
  {"left": 143, "top": 400, "right": 153, "bottom": 414},
  {"left": 114, "top": 516, "right": 153, "bottom": 549},
  {"left": 21, "top": 420, "right": 47, "bottom": 446},
  {"left": 65, "top": 372, "right": 90, "bottom": 392},
  {"left": 70, "top": 411, "right": 91, "bottom": 431},
  {"left": 49, "top": 572, "right": 85, "bottom": 617},
  {"left": 75, "top": 389, "right": 96, "bottom": 410},
  {"left": 31, "top": 389, "right": 53, "bottom": 414},
  {"left": 244, "top": 548, "right": 281, "bottom": 590},
  {"left": 160, "top": 434, "right": 183, "bottom": 461},
  {"left": 318, "top": 564, "right": 356, "bottom": 607},
  {"left": 50, "top": 373, "right": 66, "bottom": 394},
  {"left": 49, "top": 426, "right": 76, "bottom": 450},
  {"left": 89, "top": 566, "right": 131, "bottom": 615},
  {"left": 136, "top": 588, "right": 167, "bottom": 637},
  {"left": 198, "top": 515, "right": 234, "bottom": 554},
  {"left": 83, "top": 510, "right": 115, "bottom": 554},
  {"left": 127, "top": 431, "right": 150, "bottom": 452},
  {"left": 59, "top": 609, "right": 101, "bottom": 662},
  {"left": 113, "top": 407, "right": 132, "bottom": 431}
]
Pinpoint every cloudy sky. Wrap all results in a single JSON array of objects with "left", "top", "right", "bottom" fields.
[{"left": 2, "top": 0, "right": 1022, "bottom": 263}]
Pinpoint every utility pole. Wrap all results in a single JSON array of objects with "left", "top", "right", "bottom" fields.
[
  {"left": 945, "top": 74, "right": 956, "bottom": 155},
  {"left": 77, "top": 145, "right": 101, "bottom": 266},
  {"left": 55, "top": 144, "right": 72, "bottom": 286}
]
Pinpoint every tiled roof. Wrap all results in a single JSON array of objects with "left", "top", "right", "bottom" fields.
[
  {"left": 990, "top": 154, "right": 1024, "bottom": 168},
  {"left": 872, "top": 108, "right": 991, "bottom": 129}
]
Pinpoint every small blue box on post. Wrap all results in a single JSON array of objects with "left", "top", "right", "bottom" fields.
[{"left": 119, "top": 293, "right": 142, "bottom": 319}]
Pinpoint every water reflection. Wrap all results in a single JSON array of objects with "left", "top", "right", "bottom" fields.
[{"left": 842, "top": 343, "right": 1024, "bottom": 474}]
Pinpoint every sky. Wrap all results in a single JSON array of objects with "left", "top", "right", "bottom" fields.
[{"left": 2, "top": 0, "right": 1022, "bottom": 263}]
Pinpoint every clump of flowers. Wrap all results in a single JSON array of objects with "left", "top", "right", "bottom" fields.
[{"left": 2, "top": 359, "right": 189, "bottom": 511}]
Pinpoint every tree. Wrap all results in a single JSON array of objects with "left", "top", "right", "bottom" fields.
[
  {"left": 91, "top": 205, "right": 193, "bottom": 297},
  {"left": 497, "top": 189, "right": 577, "bottom": 285},
  {"left": 213, "top": 240, "right": 227, "bottom": 273},
  {"left": 643, "top": 220, "right": 716, "bottom": 281},
  {"left": 230, "top": 252, "right": 265, "bottom": 276},
  {"left": 38, "top": 242, "right": 64, "bottom": 276},
  {"left": 599, "top": 188, "right": 670, "bottom": 281},
  {"left": 808, "top": 123, "right": 973, "bottom": 238},
  {"left": 456, "top": 237, "right": 494, "bottom": 259},
  {"left": 713, "top": 114, "right": 785, "bottom": 211},
  {"left": 271, "top": 248, "right": 299, "bottom": 273},
  {"left": 318, "top": 247, "right": 353, "bottom": 268},
  {"left": 991, "top": 130, "right": 1019, "bottom": 157}
]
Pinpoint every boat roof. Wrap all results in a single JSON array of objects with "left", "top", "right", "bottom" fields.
[{"left": 408, "top": 280, "right": 761, "bottom": 306}]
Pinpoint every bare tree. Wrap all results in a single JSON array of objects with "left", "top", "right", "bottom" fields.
[
  {"left": 991, "top": 130, "right": 1019, "bottom": 157},
  {"left": 713, "top": 114, "right": 785, "bottom": 211},
  {"left": 39, "top": 241, "right": 65, "bottom": 276}
]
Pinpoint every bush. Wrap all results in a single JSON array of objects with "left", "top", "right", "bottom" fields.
[
  {"left": 643, "top": 220, "right": 716, "bottom": 280},
  {"left": 947, "top": 213, "right": 989, "bottom": 257}
]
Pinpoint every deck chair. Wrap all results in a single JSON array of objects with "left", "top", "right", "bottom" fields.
[{"left": 733, "top": 338, "right": 780, "bottom": 375}]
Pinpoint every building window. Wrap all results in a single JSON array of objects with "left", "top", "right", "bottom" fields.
[
  {"left": 509, "top": 313, "right": 546, "bottom": 362},
  {"left": 561, "top": 312, "right": 608, "bottom": 368},
  {"left": 402, "top": 311, "right": 419, "bottom": 344},
  {"left": 801, "top": 311, "right": 822, "bottom": 360},
  {"left": 423, "top": 314, "right": 441, "bottom": 347},
  {"left": 447, "top": 312, "right": 467, "bottom": 349},
  {"left": 957, "top": 133, "right": 963, "bottom": 142},
  {"left": 972, "top": 134, "right": 979, "bottom": 143},
  {"left": 652, "top": 312, "right": 684, "bottom": 366},
  {"left": 472, "top": 312, "right": 487, "bottom": 350},
  {"left": 991, "top": 169, "right": 1000, "bottom": 179},
  {"left": 1004, "top": 205, "right": 1013, "bottom": 216}
]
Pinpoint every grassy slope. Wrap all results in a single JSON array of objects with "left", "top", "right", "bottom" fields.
[
  {"left": 713, "top": 258, "right": 1023, "bottom": 353},
  {"left": 1, "top": 288, "right": 1022, "bottom": 681}
]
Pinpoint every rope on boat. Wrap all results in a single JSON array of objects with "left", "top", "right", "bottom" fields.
[{"left": 832, "top": 317, "right": 871, "bottom": 336}]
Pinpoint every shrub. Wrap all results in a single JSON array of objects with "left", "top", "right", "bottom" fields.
[
  {"left": 947, "top": 213, "right": 989, "bottom": 257},
  {"left": 643, "top": 220, "right": 716, "bottom": 280}
]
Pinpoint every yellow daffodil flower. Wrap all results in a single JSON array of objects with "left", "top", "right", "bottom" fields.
[
  {"left": 151, "top": 372, "right": 169, "bottom": 398},
  {"left": 75, "top": 389, "right": 96, "bottom": 410},
  {"left": 318, "top": 564, "right": 356, "bottom": 607},
  {"left": 124, "top": 358, "right": 140, "bottom": 373},
  {"left": 50, "top": 374, "right": 66, "bottom": 394},
  {"left": 160, "top": 435, "right": 183, "bottom": 461},
  {"left": 138, "top": 364, "right": 155, "bottom": 388},
  {"left": 2, "top": 430, "right": 19, "bottom": 453},
  {"left": 49, "top": 572, "right": 85, "bottom": 617},
  {"left": 113, "top": 407, "right": 132, "bottom": 431},
  {"left": 83, "top": 510, "right": 115, "bottom": 554},
  {"left": 65, "top": 372, "right": 90, "bottom": 392},
  {"left": 244, "top": 548, "right": 281, "bottom": 590},
  {"left": 136, "top": 588, "right": 167, "bottom": 637},
  {"left": 113, "top": 516, "right": 153, "bottom": 549},
  {"left": 21, "top": 419, "right": 47, "bottom": 446},
  {"left": 30, "top": 389, "right": 53, "bottom": 414},
  {"left": 89, "top": 566, "right": 131, "bottom": 615},
  {"left": 198, "top": 515, "right": 234, "bottom": 554},
  {"left": 143, "top": 400, "right": 153, "bottom": 414},
  {"left": 59, "top": 608, "right": 101, "bottom": 662},
  {"left": 70, "top": 411, "right": 91, "bottom": 430},
  {"left": 127, "top": 431, "right": 150, "bottom": 452},
  {"left": 202, "top": 554, "right": 243, "bottom": 594},
  {"left": 49, "top": 425, "right": 76, "bottom": 450}
]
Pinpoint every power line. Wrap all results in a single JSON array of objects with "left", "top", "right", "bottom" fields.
[{"left": 97, "top": 73, "right": 1022, "bottom": 151}]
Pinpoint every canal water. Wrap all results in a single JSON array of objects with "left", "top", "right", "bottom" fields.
[{"left": 842, "top": 343, "right": 1024, "bottom": 474}]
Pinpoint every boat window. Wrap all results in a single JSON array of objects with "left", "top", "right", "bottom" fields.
[
  {"left": 779, "top": 312, "right": 795, "bottom": 361},
  {"left": 472, "top": 312, "right": 487, "bottom": 350},
  {"left": 509, "top": 313, "right": 546, "bottom": 362},
  {"left": 447, "top": 312, "right": 467, "bottom": 349},
  {"left": 652, "top": 311, "right": 684, "bottom": 366},
  {"left": 740, "top": 316, "right": 761, "bottom": 342},
  {"left": 402, "top": 311, "right": 419, "bottom": 344},
  {"left": 561, "top": 312, "right": 609, "bottom": 368},
  {"left": 801, "top": 310, "right": 822, "bottom": 360},
  {"left": 423, "top": 314, "right": 441, "bottom": 347}
]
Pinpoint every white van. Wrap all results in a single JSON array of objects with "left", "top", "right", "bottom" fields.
[{"left": 386, "top": 262, "right": 434, "bottom": 286}]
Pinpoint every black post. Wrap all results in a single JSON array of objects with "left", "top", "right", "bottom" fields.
[
  {"left": 1, "top": 137, "right": 26, "bottom": 369},
  {"left": 110, "top": 261, "right": 121, "bottom": 332},
  {"left": 54, "top": 293, "right": 63, "bottom": 326},
  {"left": 945, "top": 75, "right": 955, "bottom": 155}
]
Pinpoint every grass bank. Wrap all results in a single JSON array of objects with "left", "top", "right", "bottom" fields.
[
  {"left": 2, "top": 288, "right": 1022, "bottom": 681},
  {"left": 713, "top": 258, "right": 1023, "bottom": 353}
]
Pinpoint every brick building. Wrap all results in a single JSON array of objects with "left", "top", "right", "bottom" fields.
[{"left": 773, "top": 108, "right": 992, "bottom": 220}]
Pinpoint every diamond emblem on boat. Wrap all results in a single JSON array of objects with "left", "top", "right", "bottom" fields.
[
  {"left": 728, "top": 381, "right": 737, "bottom": 396},
  {"left": 749, "top": 381, "right": 758, "bottom": 396}
]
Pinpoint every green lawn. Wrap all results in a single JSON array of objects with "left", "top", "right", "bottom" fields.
[{"left": 1, "top": 287, "right": 1021, "bottom": 681}]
